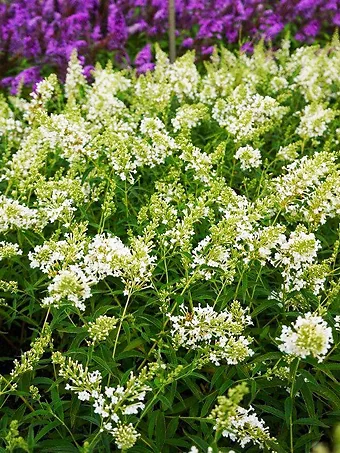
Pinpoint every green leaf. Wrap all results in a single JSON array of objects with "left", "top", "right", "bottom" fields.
[
  {"left": 300, "top": 384, "right": 316, "bottom": 417},
  {"left": 91, "top": 355, "right": 114, "bottom": 374},
  {"left": 122, "top": 338, "right": 145, "bottom": 352},
  {"left": 35, "top": 420, "right": 61, "bottom": 442},
  {"left": 147, "top": 410, "right": 157, "bottom": 439},
  {"left": 24, "top": 410, "right": 52, "bottom": 421},
  {"left": 256, "top": 404, "right": 285, "bottom": 420},
  {"left": 200, "top": 392, "right": 217, "bottom": 418},
  {"left": 155, "top": 411, "right": 166, "bottom": 450},
  {"left": 310, "top": 384, "right": 340, "bottom": 408},
  {"left": 284, "top": 397, "right": 293, "bottom": 428},
  {"left": 186, "top": 434, "right": 210, "bottom": 451},
  {"left": 294, "top": 432, "right": 322, "bottom": 449},
  {"left": 37, "top": 439, "right": 78, "bottom": 452},
  {"left": 251, "top": 300, "right": 276, "bottom": 317},
  {"left": 294, "top": 418, "right": 329, "bottom": 428},
  {"left": 166, "top": 416, "right": 179, "bottom": 439}
]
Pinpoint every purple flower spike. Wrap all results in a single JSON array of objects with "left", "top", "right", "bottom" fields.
[
  {"left": 0, "top": 0, "right": 339, "bottom": 89},
  {"left": 135, "top": 44, "right": 154, "bottom": 73},
  {"left": 3, "top": 67, "right": 41, "bottom": 95}
]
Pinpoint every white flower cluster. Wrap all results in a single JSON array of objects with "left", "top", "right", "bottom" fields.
[
  {"left": 212, "top": 86, "right": 287, "bottom": 142},
  {"left": 277, "top": 142, "right": 301, "bottom": 162},
  {"left": 278, "top": 312, "right": 333, "bottom": 362},
  {"left": 39, "top": 190, "right": 77, "bottom": 225},
  {"left": 86, "top": 65, "right": 131, "bottom": 123},
  {"left": 191, "top": 236, "right": 231, "bottom": 280},
  {"left": 110, "top": 424, "right": 140, "bottom": 451},
  {"left": 121, "top": 236, "right": 157, "bottom": 294},
  {"left": 134, "top": 47, "right": 199, "bottom": 115},
  {"left": 168, "top": 52, "right": 200, "bottom": 101},
  {"left": 4, "top": 128, "right": 53, "bottom": 182},
  {"left": 25, "top": 74, "right": 59, "bottom": 122},
  {"left": 83, "top": 234, "right": 132, "bottom": 281},
  {"left": 335, "top": 315, "right": 340, "bottom": 331},
  {"left": 198, "top": 188, "right": 263, "bottom": 271},
  {"left": 29, "top": 228, "right": 86, "bottom": 276},
  {"left": 169, "top": 301, "right": 253, "bottom": 366},
  {"left": 270, "top": 75, "right": 289, "bottom": 92},
  {"left": 6, "top": 114, "right": 95, "bottom": 188},
  {"left": 94, "top": 376, "right": 149, "bottom": 419},
  {"left": 134, "top": 50, "right": 171, "bottom": 112},
  {"left": 271, "top": 226, "right": 323, "bottom": 294},
  {"left": 50, "top": 113, "right": 96, "bottom": 164},
  {"left": 162, "top": 196, "right": 210, "bottom": 250},
  {"left": 304, "top": 170, "right": 340, "bottom": 225},
  {"left": 86, "top": 315, "right": 118, "bottom": 345},
  {"left": 138, "top": 117, "right": 177, "bottom": 167},
  {"left": 199, "top": 66, "right": 235, "bottom": 103},
  {"left": 65, "top": 50, "right": 87, "bottom": 100},
  {"left": 235, "top": 145, "right": 262, "bottom": 171},
  {"left": 0, "top": 195, "right": 38, "bottom": 232},
  {"left": 178, "top": 138, "right": 216, "bottom": 184},
  {"left": 171, "top": 103, "right": 207, "bottom": 132},
  {"left": 209, "top": 383, "right": 274, "bottom": 449},
  {"left": 0, "top": 96, "right": 23, "bottom": 146},
  {"left": 296, "top": 103, "right": 335, "bottom": 140},
  {"left": 289, "top": 42, "right": 340, "bottom": 102},
  {"left": 105, "top": 115, "right": 177, "bottom": 183},
  {"left": 220, "top": 405, "right": 273, "bottom": 449},
  {"left": 34, "top": 231, "right": 155, "bottom": 311},
  {"left": 0, "top": 242, "right": 22, "bottom": 261},
  {"left": 273, "top": 228, "right": 320, "bottom": 269},
  {"left": 42, "top": 265, "right": 92, "bottom": 311},
  {"left": 53, "top": 353, "right": 160, "bottom": 450},
  {"left": 244, "top": 224, "right": 286, "bottom": 266},
  {"left": 270, "top": 151, "right": 336, "bottom": 214}
]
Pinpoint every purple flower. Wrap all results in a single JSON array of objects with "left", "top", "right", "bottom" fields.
[
  {"left": 2, "top": 66, "right": 41, "bottom": 95},
  {"left": 334, "top": 12, "right": 340, "bottom": 25},
  {"left": 135, "top": 44, "right": 154, "bottom": 73},
  {"left": 182, "top": 37, "right": 194, "bottom": 48},
  {"left": 201, "top": 45, "right": 215, "bottom": 55},
  {"left": 83, "top": 65, "right": 95, "bottom": 80},
  {"left": 241, "top": 41, "right": 254, "bottom": 53},
  {"left": 303, "top": 20, "right": 320, "bottom": 37},
  {"left": 107, "top": 4, "right": 128, "bottom": 49},
  {"left": 0, "top": 0, "right": 339, "bottom": 90},
  {"left": 136, "top": 62, "right": 155, "bottom": 73},
  {"left": 135, "top": 43, "right": 153, "bottom": 66}
]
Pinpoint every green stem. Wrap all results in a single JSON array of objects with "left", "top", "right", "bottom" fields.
[
  {"left": 48, "top": 408, "right": 79, "bottom": 448},
  {"left": 0, "top": 375, "right": 34, "bottom": 412},
  {"left": 85, "top": 422, "right": 103, "bottom": 452},
  {"left": 290, "top": 358, "right": 300, "bottom": 453},
  {"left": 112, "top": 293, "right": 131, "bottom": 360},
  {"left": 234, "top": 264, "right": 246, "bottom": 301},
  {"left": 138, "top": 270, "right": 198, "bottom": 372},
  {"left": 124, "top": 180, "right": 129, "bottom": 218}
]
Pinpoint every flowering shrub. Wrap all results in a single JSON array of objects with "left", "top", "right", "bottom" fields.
[
  {"left": 1, "top": 0, "right": 340, "bottom": 93},
  {"left": 0, "top": 38, "right": 340, "bottom": 451}
]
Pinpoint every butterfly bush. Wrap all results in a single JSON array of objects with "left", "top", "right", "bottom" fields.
[
  {"left": 278, "top": 312, "right": 333, "bottom": 362},
  {"left": 1, "top": 0, "right": 340, "bottom": 93},
  {"left": 169, "top": 301, "right": 254, "bottom": 365},
  {"left": 0, "top": 38, "right": 340, "bottom": 451},
  {"left": 235, "top": 145, "right": 262, "bottom": 170},
  {"left": 209, "top": 383, "right": 274, "bottom": 449}
]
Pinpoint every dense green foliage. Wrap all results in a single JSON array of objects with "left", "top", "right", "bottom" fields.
[{"left": 0, "top": 39, "right": 340, "bottom": 452}]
